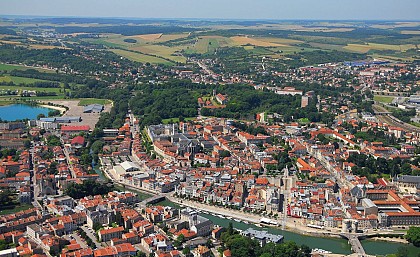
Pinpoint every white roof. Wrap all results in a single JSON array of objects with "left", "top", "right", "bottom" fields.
[{"left": 120, "top": 161, "right": 140, "bottom": 171}]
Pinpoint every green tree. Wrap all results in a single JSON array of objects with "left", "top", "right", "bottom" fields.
[{"left": 406, "top": 226, "right": 420, "bottom": 247}]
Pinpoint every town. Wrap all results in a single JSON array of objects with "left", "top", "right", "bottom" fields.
[{"left": 0, "top": 16, "right": 420, "bottom": 257}]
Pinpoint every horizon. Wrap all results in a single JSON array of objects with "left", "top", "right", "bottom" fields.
[
  {"left": 2, "top": 14, "right": 420, "bottom": 22},
  {"left": 1, "top": 0, "right": 420, "bottom": 20}
]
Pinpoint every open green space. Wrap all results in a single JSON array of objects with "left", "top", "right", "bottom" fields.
[
  {"left": 162, "top": 117, "right": 196, "bottom": 124},
  {"left": 0, "top": 204, "right": 33, "bottom": 215},
  {"left": 78, "top": 98, "right": 112, "bottom": 106},
  {"left": 0, "top": 75, "right": 52, "bottom": 85},
  {"left": 0, "top": 63, "right": 55, "bottom": 73},
  {"left": 374, "top": 95, "right": 395, "bottom": 104}
]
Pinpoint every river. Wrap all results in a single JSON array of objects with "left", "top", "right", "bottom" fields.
[{"left": 148, "top": 198, "right": 418, "bottom": 256}]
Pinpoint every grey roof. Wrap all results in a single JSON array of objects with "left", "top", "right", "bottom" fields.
[
  {"left": 83, "top": 104, "right": 104, "bottom": 113},
  {"left": 396, "top": 175, "right": 420, "bottom": 184},
  {"left": 241, "top": 228, "right": 283, "bottom": 243}
]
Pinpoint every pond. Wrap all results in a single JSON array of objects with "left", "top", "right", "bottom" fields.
[{"left": 0, "top": 104, "right": 51, "bottom": 121}]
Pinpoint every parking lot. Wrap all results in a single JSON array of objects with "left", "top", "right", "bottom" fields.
[{"left": 48, "top": 100, "right": 111, "bottom": 129}]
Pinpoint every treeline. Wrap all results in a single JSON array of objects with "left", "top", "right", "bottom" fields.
[
  {"left": 220, "top": 224, "right": 311, "bottom": 257},
  {"left": 391, "top": 108, "right": 416, "bottom": 123},
  {"left": 284, "top": 50, "right": 366, "bottom": 68},
  {"left": 348, "top": 153, "right": 420, "bottom": 182},
  {"left": 65, "top": 180, "right": 115, "bottom": 199},
  {"left": 55, "top": 25, "right": 197, "bottom": 36},
  {"left": 9, "top": 69, "right": 87, "bottom": 84},
  {"left": 0, "top": 45, "right": 129, "bottom": 75}
]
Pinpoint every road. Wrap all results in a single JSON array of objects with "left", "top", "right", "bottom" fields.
[{"left": 81, "top": 225, "right": 102, "bottom": 248}]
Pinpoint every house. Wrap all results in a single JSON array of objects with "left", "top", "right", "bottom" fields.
[
  {"left": 98, "top": 227, "right": 124, "bottom": 242},
  {"left": 192, "top": 245, "right": 210, "bottom": 257},
  {"left": 70, "top": 136, "right": 85, "bottom": 149}
]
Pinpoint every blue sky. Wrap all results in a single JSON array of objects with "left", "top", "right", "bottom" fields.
[{"left": 1, "top": 0, "right": 419, "bottom": 20}]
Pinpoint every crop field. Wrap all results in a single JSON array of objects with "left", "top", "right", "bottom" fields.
[
  {"left": 129, "top": 45, "right": 186, "bottom": 63},
  {"left": 0, "top": 63, "right": 33, "bottom": 72},
  {"left": 111, "top": 49, "right": 173, "bottom": 65},
  {"left": 231, "top": 36, "right": 286, "bottom": 47},
  {"left": 130, "top": 33, "right": 163, "bottom": 41},
  {"left": 344, "top": 43, "right": 417, "bottom": 53}
]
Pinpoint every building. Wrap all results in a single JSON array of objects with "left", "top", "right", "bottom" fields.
[
  {"left": 61, "top": 125, "right": 90, "bottom": 135},
  {"left": 98, "top": 226, "right": 124, "bottom": 242},
  {"left": 241, "top": 228, "right": 283, "bottom": 246},
  {"left": 394, "top": 175, "right": 420, "bottom": 194},
  {"left": 83, "top": 104, "right": 104, "bottom": 113},
  {"left": 0, "top": 248, "right": 18, "bottom": 257}
]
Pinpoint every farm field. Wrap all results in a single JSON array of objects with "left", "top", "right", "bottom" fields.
[
  {"left": 231, "top": 36, "right": 287, "bottom": 47},
  {"left": 129, "top": 45, "right": 186, "bottom": 63},
  {"left": 111, "top": 49, "right": 173, "bottom": 65},
  {"left": 344, "top": 43, "right": 417, "bottom": 53}
]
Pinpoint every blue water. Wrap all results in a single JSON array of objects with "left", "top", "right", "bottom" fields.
[{"left": 0, "top": 104, "right": 51, "bottom": 121}]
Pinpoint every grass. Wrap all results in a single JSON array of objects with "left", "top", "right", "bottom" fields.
[
  {"left": 344, "top": 43, "right": 417, "bottom": 53},
  {"left": 374, "top": 95, "right": 395, "bottom": 104},
  {"left": 111, "top": 49, "right": 173, "bottom": 65},
  {"left": 129, "top": 45, "right": 186, "bottom": 63},
  {"left": 78, "top": 98, "right": 111, "bottom": 106},
  {"left": 0, "top": 75, "right": 61, "bottom": 85},
  {"left": 162, "top": 117, "right": 196, "bottom": 124},
  {"left": 0, "top": 204, "right": 33, "bottom": 215},
  {"left": 0, "top": 63, "right": 55, "bottom": 73}
]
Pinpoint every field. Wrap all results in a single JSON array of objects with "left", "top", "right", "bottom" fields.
[
  {"left": 78, "top": 98, "right": 112, "bottom": 106},
  {"left": 231, "top": 36, "right": 287, "bottom": 47},
  {"left": 0, "top": 63, "right": 55, "bottom": 73},
  {"left": 129, "top": 45, "right": 186, "bottom": 63},
  {"left": 374, "top": 95, "right": 395, "bottom": 104},
  {"left": 0, "top": 75, "right": 54, "bottom": 85},
  {"left": 344, "top": 43, "right": 417, "bottom": 53},
  {"left": 110, "top": 49, "right": 173, "bottom": 65}
]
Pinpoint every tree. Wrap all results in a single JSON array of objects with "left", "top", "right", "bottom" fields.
[
  {"left": 396, "top": 246, "right": 409, "bottom": 257},
  {"left": 182, "top": 247, "right": 191, "bottom": 256},
  {"left": 174, "top": 234, "right": 185, "bottom": 248},
  {"left": 406, "top": 226, "right": 420, "bottom": 247}
]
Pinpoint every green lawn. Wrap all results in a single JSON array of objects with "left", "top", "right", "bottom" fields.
[
  {"left": 78, "top": 98, "right": 111, "bottom": 106},
  {"left": 374, "top": 95, "right": 395, "bottom": 103},
  {"left": 0, "top": 204, "right": 33, "bottom": 215}
]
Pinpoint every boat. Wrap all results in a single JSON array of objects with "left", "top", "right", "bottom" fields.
[
  {"left": 234, "top": 219, "right": 241, "bottom": 222},
  {"left": 255, "top": 224, "right": 263, "bottom": 227},
  {"left": 243, "top": 221, "right": 249, "bottom": 224}
]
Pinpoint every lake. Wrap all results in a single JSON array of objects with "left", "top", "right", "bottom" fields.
[{"left": 0, "top": 104, "right": 52, "bottom": 121}]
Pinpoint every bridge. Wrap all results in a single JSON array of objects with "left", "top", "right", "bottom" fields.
[
  {"left": 340, "top": 233, "right": 366, "bottom": 256},
  {"left": 138, "top": 195, "right": 167, "bottom": 207}
]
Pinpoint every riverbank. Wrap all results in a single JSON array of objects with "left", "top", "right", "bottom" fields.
[
  {"left": 368, "top": 236, "right": 408, "bottom": 244},
  {"left": 167, "top": 195, "right": 340, "bottom": 239}
]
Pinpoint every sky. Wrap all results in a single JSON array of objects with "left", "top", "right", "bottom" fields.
[{"left": 1, "top": 0, "right": 420, "bottom": 20}]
